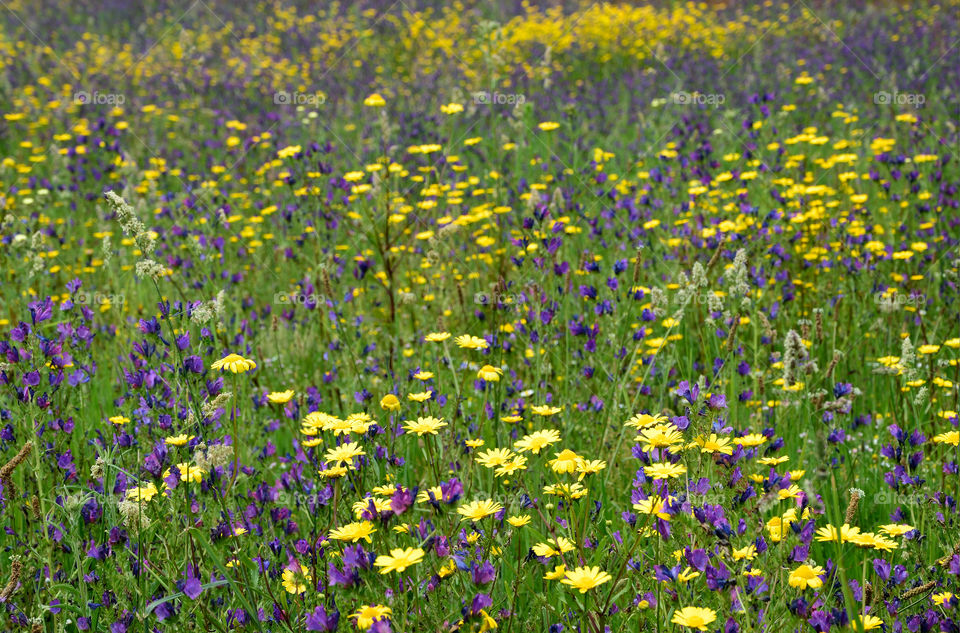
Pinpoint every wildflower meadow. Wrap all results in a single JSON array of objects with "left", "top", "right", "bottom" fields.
[{"left": 0, "top": 0, "right": 959, "bottom": 632}]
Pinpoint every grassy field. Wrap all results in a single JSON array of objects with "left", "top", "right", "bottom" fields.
[{"left": 0, "top": 0, "right": 958, "bottom": 631}]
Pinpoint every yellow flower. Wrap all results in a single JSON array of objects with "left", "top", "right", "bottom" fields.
[
  {"left": 561, "top": 566, "right": 612, "bottom": 593},
  {"left": 267, "top": 389, "right": 294, "bottom": 404},
  {"left": 477, "top": 365, "right": 503, "bottom": 381},
  {"left": 575, "top": 458, "right": 606, "bottom": 480},
  {"left": 643, "top": 462, "right": 687, "bottom": 480},
  {"left": 403, "top": 416, "right": 447, "bottom": 436},
  {"left": 281, "top": 564, "right": 311, "bottom": 594},
  {"left": 319, "top": 464, "right": 348, "bottom": 478},
  {"left": 424, "top": 332, "right": 451, "bottom": 342},
  {"left": 440, "top": 103, "right": 464, "bottom": 115},
  {"left": 537, "top": 121, "right": 560, "bottom": 131},
  {"left": 543, "top": 482, "right": 588, "bottom": 499},
  {"left": 348, "top": 413, "right": 374, "bottom": 434},
  {"left": 210, "top": 353, "right": 256, "bottom": 374},
  {"left": 766, "top": 516, "right": 791, "bottom": 542},
  {"left": 363, "top": 93, "right": 386, "bottom": 107},
  {"left": 302, "top": 411, "right": 334, "bottom": 431},
  {"left": 352, "top": 497, "right": 391, "bottom": 519},
  {"left": 478, "top": 610, "right": 497, "bottom": 632},
  {"left": 932, "top": 592, "right": 955, "bottom": 607},
  {"left": 850, "top": 532, "right": 898, "bottom": 551},
  {"left": 277, "top": 145, "right": 301, "bottom": 159},
  {"left": 532, "top": 537, "right": 575, "bottom": 557},
  {"left": 878, "top": 523, "right": 914, "bottom": 537},
  {"left": 933, "top": 431, "right": 960, "bottom": 446},
  {"left": 126, "top": 483, "right": 159, "bottom": 502},
  {"left": 476, "top": 448, "right": 515, "bottom": 468},
  {"left": 108, "top": 415, "right": 130, "bottom": 425},
  {"left": 788, "top": 564, "right": 824, "bottom": 590},
  {"left": 624, "top": 413, "right": 668, "bottom": 429},
  {"left": 778, "top": 484, "right": 803, "bottom": 500},
  {"left": 323, "top": 442, "right": 365, "bottom": 466},
  {"left": 815, "top": 523, "right": 861, "bottom": 543},
  {"left": 407, "top": 390, "right": 432, "bottom": 402},
  {"left": 380, "top": 394, "right": 401, "bottom": 411},
  {"left": 732, "top": 545, "right": 757, "bottom": 561},
  {"left": 514, "top": 430, "right": 562, "bottom": 454},
  {"left": 413, "top": 371, "right": 434, "bottom": 380},
  {"left": 733, "top": 433, "right": 766, "bottom": 447},
  {"left": 438, "top": 558, "right": 457, "bottom": 578},
  {"left": 693, "top": 434, "right": 733, "bottom": 455},
  {"left": 329, "top": 521, "right": 376, "bottom": 543},
  {"left": 322, "top": 417, "right": 354, "bottom": 436},
  {"left": 544, "top": 564, "right": 566, "bottom": 580},
  {"left": 165, "top": 463, "right": 205, "bottom": 483},
  {"left": 856, "top": 615, "right": 883, "bottom": 631},
  {"left": 350, "top": 604, "right": 392, "bottom": 630},
  {"left": 531, "top": 404, "right": 563, "bottom": 416},
  {"left": 495, "top": 456, "right": 528, "bottom": 478},
  {"left": 678, "top": 567, "right": 701, "bottom": 583},
  {"left": 457, "top": 499, "right": 503, "bottom": 522},
  {"left": 374, "top": 547, "right": 425, "bottom": 574},
  {"left": 758, "top": 455, "right": 789, "bottom": 466},
  {"left": 548, "top": 449, "right": 580, "bottom": 473},
  {"left": 164, "top": 434, "right": 194, "bottom": 447},
  {"left": 507, "top": 514, "right": 531, "bottom": 527},
  {"left": 671, "top": 607, "right": 717, "bottom": 631},
  {"left": 633, "top": 495, "right": 671, "bottom": 520},
  {"left": 636, "top": 424, "right": 684, "bottom": 452},
  {"left": 454, "top": 334, "right": 488, "bottom": 350}
]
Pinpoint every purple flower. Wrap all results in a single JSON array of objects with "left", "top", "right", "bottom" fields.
[
  {"left": 471, "top": 561, "right": 496, "bottom": 585},
  {"left": 183, "top": 576, "right": 202, "bottom": 600},
  {"left": 29, "top": 297, "right": 54, "bottom": 324},
  {"left": 470, "top": 593, "right": 492, "bottom": 615},
  {"left": 707, "top": 393, "right": 727, "bottom": 409},
  {"left": 677, "top": 380, "right": 699, "bottom": 404},
  {"left": 306, "top": 606, "right": 339, "bottom": 632},
  {"left": 390, "top": 485, "right": 415, "bottom": 515},
  {"left": 685, "top": 548, "right": 709, "bottom": 572},
  {"left": 369, "top": 619, "right": 392, "bottom": 633},
  {"left": 873, "top": 559, "right": 891, "bottom": 581},
  {"left": 154, "top": 602, "right": 175, "bottom": 621},
  {"left": 441, "top": 478, "right": 464, "bottom": 503},
  {"left": 327, "top": 562, "right": 359, "bottom": 587},
  {"left": 183, "top": 355, "right": 203, "bottom": 373},
  {"left": 81, "top": 498, "right": 102, "bottom": 524}
]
